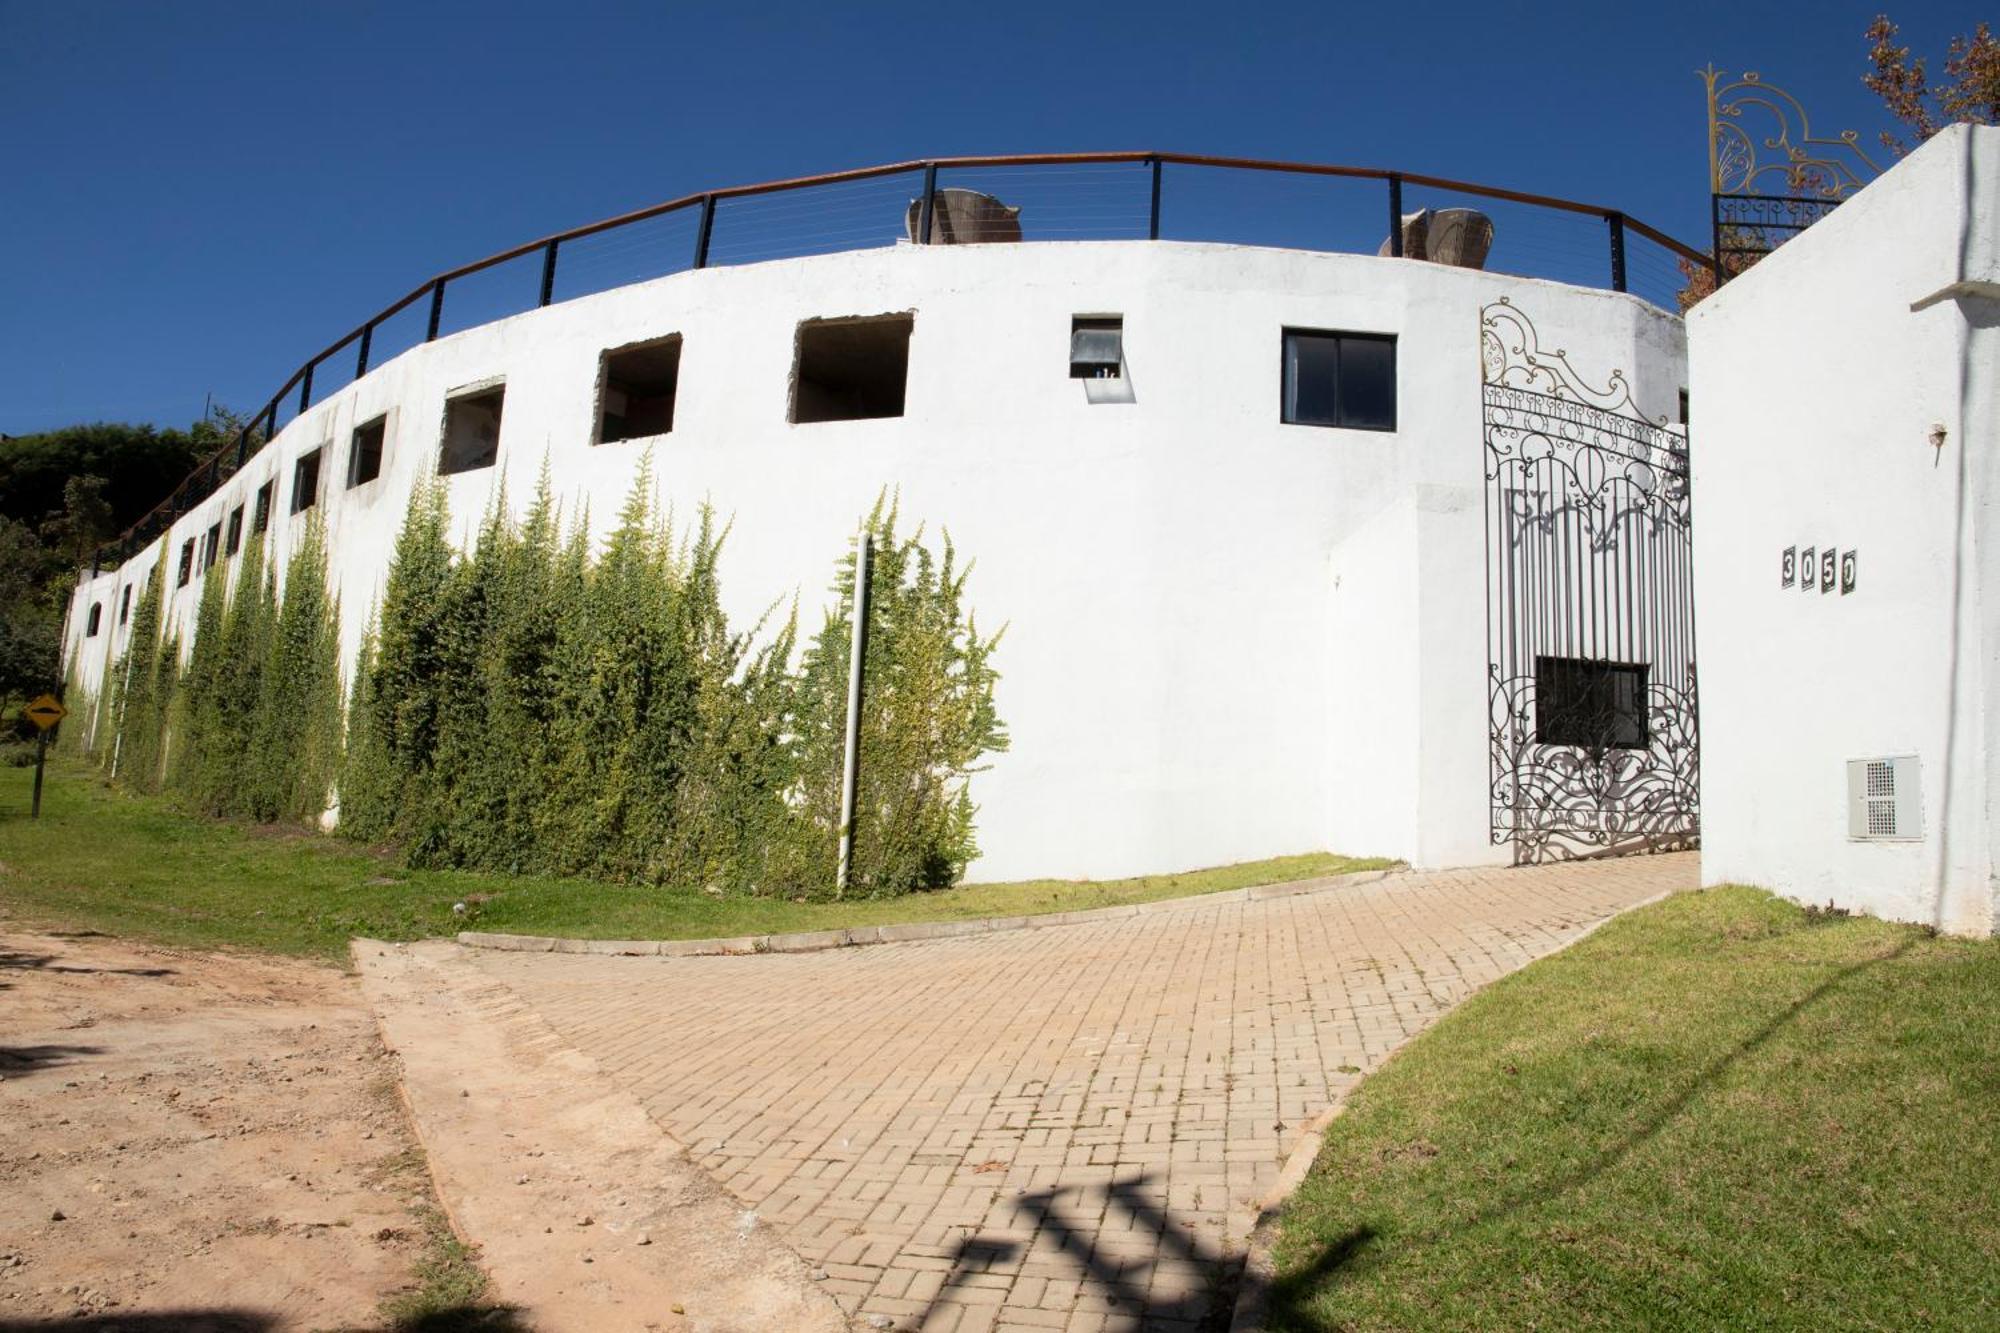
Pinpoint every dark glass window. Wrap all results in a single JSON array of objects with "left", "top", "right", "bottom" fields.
[
  {"left": 441, "top": 386, "right": 505, "bottom": 474},
  {"left": 1281, "top": 330, "right": 1396, "bottom": 431},
  {"left": 1536, "top": 656, "right": 1649, "bottom": 750},
  {"left": 253, "top": 481, "right": 274, "bottom": 535},
  {"left": 598, "top": 338, "right": 681, "bottom": 443},
  {"left": 225, "top": 505, "right": 244, "bottom": 556},
  {"left": 202, "top": 521, "right": 222, "bottom": 570},
  {"left": 176, "top": 539, "right": 195, "bottom": 588},
  {"left": 291, "top": 448, "right": 323, "bottom": 514},
  {"left": 118, "top": 584, "right": 132, "bottom": 625},
  {"left": 349, "top": 415, "right": 387, "bottom": 487},
  {"left": 86, "top": 603, "right": 102, "bottom": 637}
]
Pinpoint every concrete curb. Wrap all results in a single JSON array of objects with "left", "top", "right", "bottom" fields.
[
  {"left": 456, "top": 867, "right": 1401, "bottom": 958},
  {"left": 352, "top": 939, "right": 848, "bottom": 1329},
  {"left": 1228, "top": 1099, "right": 1350, "bottom": 1333},
  {"left": 1223, "top": 879, "right": 1686, "bottom": 1333}
]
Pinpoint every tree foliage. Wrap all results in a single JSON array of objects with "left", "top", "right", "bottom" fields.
[
  {"left": 1679, "top": 17, "right": 2000, "bottom": 312},
  {"left": 0, "top": 421, "right": 208, "bottom": 534},
  {"left": 2, "top": 414, "right": 245, "bottom": 730},
  {"left": 1866, "top": 14, "right": 2000, "bottom": 154}
]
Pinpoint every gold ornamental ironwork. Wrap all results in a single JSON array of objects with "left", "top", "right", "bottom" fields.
[{"left": 1703, "top": 66, "right": 1879, "bottom": 199}]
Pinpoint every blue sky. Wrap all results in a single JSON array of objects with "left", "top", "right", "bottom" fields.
[{"left": 0, "top": 0, "right": 1981, "bottom": 435}]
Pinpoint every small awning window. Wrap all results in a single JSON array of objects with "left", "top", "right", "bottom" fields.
[{"left": 1069, "top": 319, "right": 1123, "bottom": 379}]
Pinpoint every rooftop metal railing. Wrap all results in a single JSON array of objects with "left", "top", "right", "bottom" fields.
[{"left": 94, "top": 151, "right": 1710, "bottom": 573}]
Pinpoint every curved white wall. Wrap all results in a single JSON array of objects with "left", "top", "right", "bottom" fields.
[{"left": 65, "top": 240, "right": 1684, "bottom": 882}]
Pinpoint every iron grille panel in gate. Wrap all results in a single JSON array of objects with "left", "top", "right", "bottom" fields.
[{"left": 1481, "top": 300, "right": 1698, "bottom": 862}]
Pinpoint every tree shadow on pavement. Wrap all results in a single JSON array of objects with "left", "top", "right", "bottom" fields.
[
  {"left": 367, "top": 1309, "right": 529, "bottom": 1333},
  {"left": 929, "top": 1174, "right": 1240, "bottom": 1331},
  {"left": 0, "top": 948, "right": 175, "bottom": 984},
  {"left": 0, "top": 1315, "right": 275, "bottom": 1332},
  {"left": 0, "top": 1301, "right": 528, "bottom": 1333},
  {"left": 0, "top": 1044, "right": 103, "bottom": 1077}
]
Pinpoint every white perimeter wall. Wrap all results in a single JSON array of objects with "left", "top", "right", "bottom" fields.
[
  {"left": 65, "top": 240, "right": 1682, "bottom": 883},
  {"left": 1690, "top": 124, "right": 2000, "bottom": 935}
]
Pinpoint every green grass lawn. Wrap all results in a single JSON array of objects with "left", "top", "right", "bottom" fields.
[
  {"left": 0, "top": 761, "right": 1392, "bottom": 960},
  {"left": 1269, "top": 886, "right": 2000, "bottom": 1331}
]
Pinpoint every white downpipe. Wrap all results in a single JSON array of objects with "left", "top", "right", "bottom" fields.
[{"left": 835, "top": 531, "right": 873, "bottom": 895}]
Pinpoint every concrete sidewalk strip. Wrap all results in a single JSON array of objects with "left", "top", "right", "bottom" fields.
[
  {"left": 354, "top": 938, "right": 848, "bottom": 1333},
  {"left": 456, "top": 868, "right": 1401, "bottom": 959},
  {"left": 415, "top": 853, "right": 1694, "bottom": 1331}
]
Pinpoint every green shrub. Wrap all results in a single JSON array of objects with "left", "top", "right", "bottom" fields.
[
  {"left": 243, "top": 520, "right": 341, "bottom": 824},
  {"left": 166, "top": 541, "right": 232, "bottom": 799},
  {"left": 185, "top": 533, "right": 276, "bottom": 815},
  {"left": 117, "top": 524, "right": 342, "bottom": 829},
  {"left": 790, "top": 495, "right": 1007, "bottom": 896},
  {"left": 52, "top": 666, "right": 99, "bottom": 761},
  {"left": 337, "top": 482, "right": 455, "bottom": 842},
  {"left": 107, "top": 472, "right": 1007, "bottom": 899},
  {"left": 108, "top": 564, "right": 171, "bottom": 792}
]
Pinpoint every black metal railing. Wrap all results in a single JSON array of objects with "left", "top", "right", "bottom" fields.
[
  {"left": 1710, "top": 190, "right": 1843, "bottom": 282},
  {"left": 94, "top": 151, "right": 1710, "bottom": 574}
]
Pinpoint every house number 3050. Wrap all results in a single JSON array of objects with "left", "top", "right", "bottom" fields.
[{"left": 1781, "top": 546, "right": 1856, "bottom": 595}]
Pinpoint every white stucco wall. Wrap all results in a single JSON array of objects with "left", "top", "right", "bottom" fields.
[
  {"left": 1690, "top": 124, "right": 2000, "bottom": 935},
  {"left": 63, "top": 240, "right": 1683, "bottom": 882}
]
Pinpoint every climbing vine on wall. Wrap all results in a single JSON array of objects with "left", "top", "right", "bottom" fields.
[
  {"left": 791, "top": 495, "right": 1007, "bottom": 894},
  {"left": 91, "top": 522, "right": 344, "bottom": 826},
  {"left": 78, "top": 470, "right": 1006, "bottom": 898},
  {"left": 338, "top": 473, "right": 1005, "bottom": 897},
  {"left": 106, "top": 563, "right": 173, "bottom": 792}
]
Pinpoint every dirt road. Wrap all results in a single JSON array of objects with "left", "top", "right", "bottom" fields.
[{"left": 0, "top": 927, "right": 448, "bottom": 1329}]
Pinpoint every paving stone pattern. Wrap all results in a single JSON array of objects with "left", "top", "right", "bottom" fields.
[{"left": 464, "top": 854, "right": 1693, "bottom": 1332}]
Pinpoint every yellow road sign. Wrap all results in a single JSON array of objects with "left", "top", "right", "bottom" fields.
[{"left": 23, "top": 694, "right": 67, "bottom": 731}]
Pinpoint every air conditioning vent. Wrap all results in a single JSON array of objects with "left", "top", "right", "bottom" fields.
[{"left": 1847, "top": 755, "right": 1921, "bottom": 841}]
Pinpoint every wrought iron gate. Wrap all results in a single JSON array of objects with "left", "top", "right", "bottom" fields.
[{"left": 1481, "top": 299, "right": 1699, "bottom": 862}]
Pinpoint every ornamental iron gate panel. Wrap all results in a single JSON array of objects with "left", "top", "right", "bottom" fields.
[
  {"left": 1702, "top": 67, "right": 1878, "bottom": 286},
  {"left": 1481, "top": 299, "right": 1699, "bottom": 862}
]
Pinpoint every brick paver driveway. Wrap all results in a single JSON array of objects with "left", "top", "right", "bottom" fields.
[{"left": 459, "top": 854, "right": 1693, "bottom": 1331}]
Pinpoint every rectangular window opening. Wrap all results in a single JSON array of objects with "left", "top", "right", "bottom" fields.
[
  {"left": 1535, "top": 656, "right": 1649, "bottom": 750},
  {"left": 118, "top": 584, "right": 132, "bottom": 626},
  {"left": 1281, "top": 329, "right": 1396, "bottom": 431},
  {"left": 440, "top": 385, "right": 505, "bottom": 474},
  {"left": 252, "top": 480, "right": 274, "bottom": 535},
  {"left": 86, "top": 602, "right": 102, "bottom": 637},
  {"left": 598, "top": 336, "right": 681, "bottom": 444},
  {"left": 1070, "top": 317, "right": 1123, "bottom": 379},
  {"left": 348, "top": 415, "right": 387, "bottom": 488},
  {"left": 225, "top": 505, "right": 244, "bottom": 556},
  {"left": 791, "top": 314, "right": 912, "bottom": 424},
  {"left": 176, "top": 539, "right": 194, "bottom": 588},
  {"left": 291, "top": 447, "right": 323, "bottom": 515},
  {"left": 202, "top": 521, "right": 222, "bottom": 570}
]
